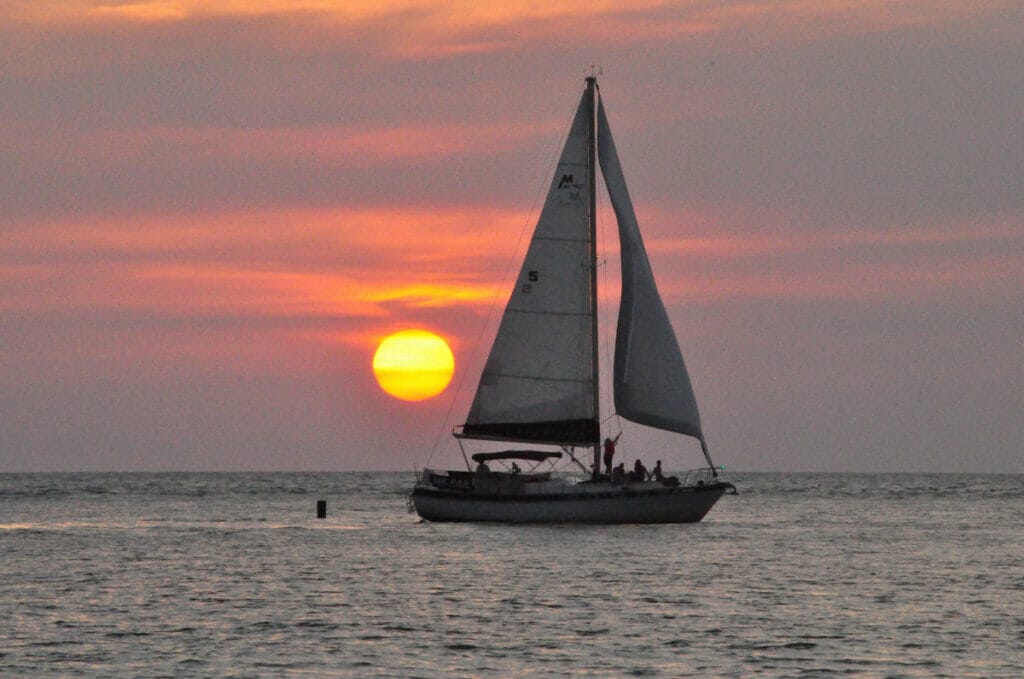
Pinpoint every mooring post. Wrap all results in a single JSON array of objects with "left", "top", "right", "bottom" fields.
[{"left": 316, "top": 499, "right": 326, "bottom": 519}]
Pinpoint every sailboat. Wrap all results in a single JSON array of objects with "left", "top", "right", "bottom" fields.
[{"left": 411, "top": 77, "right": 736, "bottom": 523}]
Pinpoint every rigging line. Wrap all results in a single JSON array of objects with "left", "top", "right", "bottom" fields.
[
  {"left": 423, "top": 87, "right": 583, "bottom": 467},
  {"left": 600, "top": 413, "right": 623, "bottom": 439}
]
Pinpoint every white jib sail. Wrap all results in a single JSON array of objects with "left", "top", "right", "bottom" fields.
[
  {"left": 463, "top": 89, "right": 596, "bottom": 445},
  {"left": 597, "top": 98, "right": 704, "bottom": 440}
]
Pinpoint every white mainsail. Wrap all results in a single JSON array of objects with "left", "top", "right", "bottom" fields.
[
  {"left": 597, "top": 99, "right": 704, "bottom": 441},
  {"left": 462, "top": 90, "right": 598, "bottom": 445}
]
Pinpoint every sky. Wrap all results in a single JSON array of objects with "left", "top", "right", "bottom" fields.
[{"left": 2, "top": 1, "right": 1021, "bottom": 473}]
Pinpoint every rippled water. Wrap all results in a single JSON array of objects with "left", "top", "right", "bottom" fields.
[{"left": 2, "top": 472, "right": 1021, "bottom": 677}]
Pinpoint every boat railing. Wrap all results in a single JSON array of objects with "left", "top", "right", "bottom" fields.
[
  {"left": 553, "top": 467, "right": 724, "bottom": 487},
  {"left": 421, "top": 466, "right": 727, "bottom": 490},
  {"left": 676, "top": 467, "right": 719, "bottom": 487}
]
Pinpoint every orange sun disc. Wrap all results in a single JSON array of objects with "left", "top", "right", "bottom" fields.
[{"left": 372, "top": 329, "right": 455, "bottom": 401}]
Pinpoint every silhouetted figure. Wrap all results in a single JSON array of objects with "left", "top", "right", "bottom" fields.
[
  {"left": 603, "top": 433, "right": 622, "bottom": 477},
  {"left": 652, "top": 459, "right": 680, "bottom": 486}
]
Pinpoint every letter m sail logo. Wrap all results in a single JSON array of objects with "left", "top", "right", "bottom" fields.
[{"left": 557, "top": 173, "right": 574, "bottom": 189}]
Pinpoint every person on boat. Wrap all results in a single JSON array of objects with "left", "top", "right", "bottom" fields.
[
  {"left": 652, "top": 460, "right": 680, "bottom": 486},
  {"left": 611, "top": 462, "right": 626, "bottom": 484},
  {"left": 602, "top": 432, "right": 622, "bottom": 477},
  {"left": 510, "top": 462, "right": 521, "bottom": 475},
  {"left": 475, "top": 460, "right": 490, "bottom": 475},
  {"left": 631, "top": 459, "right": 648, "bottom": 483}
]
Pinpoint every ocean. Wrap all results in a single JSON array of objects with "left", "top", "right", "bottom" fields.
[{"left": 2, "top": 472, "right": 1021, "bottom": 677}]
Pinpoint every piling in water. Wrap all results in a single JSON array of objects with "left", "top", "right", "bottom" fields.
[{"left": 316, "top": 500, "right": 327, "bottom": 519}]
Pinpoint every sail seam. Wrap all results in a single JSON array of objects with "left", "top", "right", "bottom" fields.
[
  {"left": 533, "top": 236, "right": 589, "bottom": 243},
  {"left": 504, "top": 308, "right": 590, "bottom": 318},
  {"left": 482, "top": 372, "right": 589, "bottom": 384}
]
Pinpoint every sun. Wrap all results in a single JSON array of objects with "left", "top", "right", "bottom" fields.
[{"left": 372, "top": 329, "right": 455, "bottom": 401}]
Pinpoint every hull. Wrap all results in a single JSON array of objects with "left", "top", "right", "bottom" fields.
[{"left": 411, "top": 475, "right": 729, "bottom": 524}]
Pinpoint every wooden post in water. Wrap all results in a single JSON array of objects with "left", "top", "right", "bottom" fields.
[{"left": 316, "top": 499, "right": 327, "bottom": 519}]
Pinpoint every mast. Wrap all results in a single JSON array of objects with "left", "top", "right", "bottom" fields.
[{"left": 586, "top": 76, "right": 601, "bottom": 479}]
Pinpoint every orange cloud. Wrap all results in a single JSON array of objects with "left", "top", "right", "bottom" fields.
[
  {"left": 15, "top": 1, "right": 673, "bottom": 24},
  {"left": 643, "top": 219, "right": 1023, "bottom": 260},
  {"left": 11, "top": 203, "right": 1017, "bottom": 349},
  {"left": 1, "top": 206, "right": 519, "bottom": 379},
  {"left": 8, "top": 1, "right": 1004, "bottom": 55},
  {"left": 638, "top": 217, "right": 1024, "bottom": 303},
  {"left": 85, "top": 121, "right": 561, "bottom": 165},
  {"left": 1, "top": 205, "right": 531, "bottom": 331}
]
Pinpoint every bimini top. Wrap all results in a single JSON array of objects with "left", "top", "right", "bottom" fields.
[{"left": 470, "top": 450, "right": 563, "bottom": 463}]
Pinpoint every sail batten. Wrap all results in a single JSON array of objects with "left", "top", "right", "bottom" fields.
[
  {"left": 503, "top": 309, "right": 590, "bottom": 318},
  {"left": 476, "top": 374, "right": 590, "bottom": 384},
  {"left": 597, "top": 99, "right": 704, "bottom": 440}
]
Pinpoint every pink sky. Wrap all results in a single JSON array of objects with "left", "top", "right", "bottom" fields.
[{"left": 2, "top": 1, "right": 1021, "bottom": 472}]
